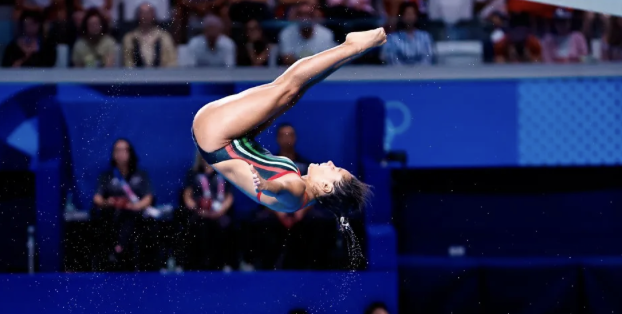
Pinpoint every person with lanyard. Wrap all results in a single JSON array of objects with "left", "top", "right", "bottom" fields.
[
  {"left": 178, "top": 152, "right": 234, "bottom": 271},
  {"left": 92, "top": 138, "right": 154, "bottom": 271}
]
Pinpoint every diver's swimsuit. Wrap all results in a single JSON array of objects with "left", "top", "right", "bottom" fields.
[{"left": 192, "top": 130, "right": 309, "bottom": 208}]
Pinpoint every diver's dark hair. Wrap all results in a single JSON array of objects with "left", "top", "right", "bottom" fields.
[
  {"left": 315, "top": 175, "right": 372, "bottom": 219},
  {"left": 110, "top": 138, "right": 139, "bottom": 175}
]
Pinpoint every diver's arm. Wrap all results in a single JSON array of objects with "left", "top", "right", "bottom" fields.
[{"left": 251, "top": 165, "right": 306, "bottom": 208}]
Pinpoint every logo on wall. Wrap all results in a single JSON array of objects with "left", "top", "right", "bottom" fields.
[
  {"left": 384, "top": 101, "right": 412, "bottom": 151},
  {"left": 0, "top": 86, "right": 42, "bottom": 171}
]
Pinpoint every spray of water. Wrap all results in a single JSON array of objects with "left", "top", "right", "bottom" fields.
[{"left": 307, "top": 217, "right": 366, "bottom": 313}]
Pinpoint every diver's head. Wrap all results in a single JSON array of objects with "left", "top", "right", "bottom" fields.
[{"left": 307, "top": 161, "right": 372, "bottom": 220}]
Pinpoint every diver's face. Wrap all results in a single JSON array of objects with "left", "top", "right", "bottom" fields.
[{"left": 307, "top": 161, "right": 349, "bottom": 195}]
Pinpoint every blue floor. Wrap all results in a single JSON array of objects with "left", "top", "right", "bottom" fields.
[{"left": 0, "top": 271, "right": 397, "bottom": 314}]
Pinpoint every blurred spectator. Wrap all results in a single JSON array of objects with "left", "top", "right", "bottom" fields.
[
  {"left": 177, "top": 153, "right": 235, "bottom": 270},
  {"left": 72, "top": 0, "right": 112, "bottom": 28},
  {"left": 122, "top": 2, "right": 176, "bottom": 68},
  {"left": 92, "top": 138, "right": 154, "bottom": 271},
  {"left": 14, "top": 0, "right": 66, "bottom": 26},
  {"left": 493, "top": 12, "right": 541, "bottom": 63},
  {"left": 114, "top": 0, "right": 170, "bottom": 23},
  {"left": 188, "top": 15, "right": 236, "bottom": 67},
  {"left": 278, "top": 2, "right": 336, "bottom": 65},
  {"left": 237, "top": 19, "right": 272, "bottom": 67},
  {"left": 276, "top": 123, "right": 311, "bottom": 174},
  {"left": 482, "top": 11, "right": 506, "bottom": 62},
  {"left": 381, "top": 3, "right": 434, "bottom": 66},
  {"left": 601, "top": 16, "right": 622, "bottom": 62},
  {"left": 383, "top": 0, "right": 419, "bottom": 20},
  {"left": 229, "top": 0, "right": 272, "bottom": 24},
  {"left": 541, "top": 8, "right": 588, "bottom": 64},
  {"left": 2, "top": 11, "right": 56, "bottom": 68},
  {"left": 72, "top": 8, "right": 117, "bottom": 67},
  {"left": 364, "top": 302, "right": 389, "bottom": 314},
  {"left": 325, "top": 0, "right": 375, "bottom": 20},
  {"left": 172, "top": 0, "right": 229, "bottom": 44}
]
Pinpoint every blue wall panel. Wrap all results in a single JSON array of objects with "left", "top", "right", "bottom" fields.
[
  {"left": 59, "top": 98, "right": 207, "bottom": 208},
  {"left": 518, "top": 77, "right": 622, "bottom": 166}
]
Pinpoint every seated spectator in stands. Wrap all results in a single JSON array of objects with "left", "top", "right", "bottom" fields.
[
  {"left": 2, "top": 11, "right": 56, "bottom": 68},
  {"left": 482, "top": 11, "right": 507, "bottom": 63},
  {"left": 381, "top": 3, "right": 434, "bottom": 65},
  {"left": 276, "top": 123, "right": 311, "bottom": 174},
  {"left": 14, "top": 0, "right": 66, "bottom": 26},
  {"left": 72, "top": 9, "right": 117, "bottom": 67},
  {"left": 278, "top": 2, "right": 336, "bottom": 65},
  {"left": 229, "top": 0, "right": 272, "bottom": 24},
  {"left": 601, "top": 16, "right": 622, "bottom": 62},
  {"left": 122, "top": 2, "right": 176, "bottom": 68},
  {"left": 115, "top": 0, "right": 171, "bottom": 23},
  {"left": 541, "top": 8, "right": 588, "bottom": 63},
  {"left": 188, "top": 15, "right": 236, "bottom": 67},
  {"left": 364, "top": 302, "right": 390, "bottom": 314},
  {"left": 172, "top": 0, "right": 230, "bottom": 44},
  {"left": 179, "top": 152, "right": 235, "bottom": 270},
  {"left": 237, "top": 19, "right": 272, "bottom": 67},
  {"left": 92, "top": 138, "right": 154, "bottom": 271},
  {"left": 72, "top": 0, "right": 112, "bottom": 28},
  {"left": 493, "top": 12, "right": 541, "bottom": 63},
  {"left": 325, "top": 0, "right": 375, "bottom": 20},
  {"left": 383, "top": 0, "right": 418, "bottom": 21}
]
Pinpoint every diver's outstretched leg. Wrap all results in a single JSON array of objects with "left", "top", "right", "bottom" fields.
[{"left": 193, "top": 28, "right": 387, "bottom": 152}]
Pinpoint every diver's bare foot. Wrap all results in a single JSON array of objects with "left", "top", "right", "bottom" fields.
[{"left": 345, "top": 28, "right": 387, "bottom": 53}]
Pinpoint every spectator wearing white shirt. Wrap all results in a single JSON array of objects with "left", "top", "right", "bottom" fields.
[
  {"left": 187, "top": 15, "right": 236, "bottom": 67},
  {"left": 278, "top": 2, "right": 336, "bottom": 65}
]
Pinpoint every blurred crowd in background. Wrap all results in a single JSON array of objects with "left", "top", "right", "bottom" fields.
[
  {"left": 63, "top": 123, "right": 365, "bottom": 274},
  {"left": 0, "top": 0, "right": 621, "bottom": 68}
]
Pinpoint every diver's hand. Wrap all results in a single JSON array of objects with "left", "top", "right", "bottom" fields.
[{"left": 250, "top": 165, "right": 268, "bottom": 191}]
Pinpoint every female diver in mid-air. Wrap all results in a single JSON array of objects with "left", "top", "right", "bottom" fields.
[{"left": 192, "top": 28, "right": 386, "bottom": 224}]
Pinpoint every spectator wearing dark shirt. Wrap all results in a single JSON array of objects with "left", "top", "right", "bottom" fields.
[
  {"left": 2, "top": 11, "right": 56, "bottom": 68},
  {"left": 92, "top": 138, "right": 154, "bottom": 271},
  {"left": 602, "top": 16, "right": 622, "bottom": 62},
  {"left": 177, "top": 152, "right": 235, "bottom": 271}
]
